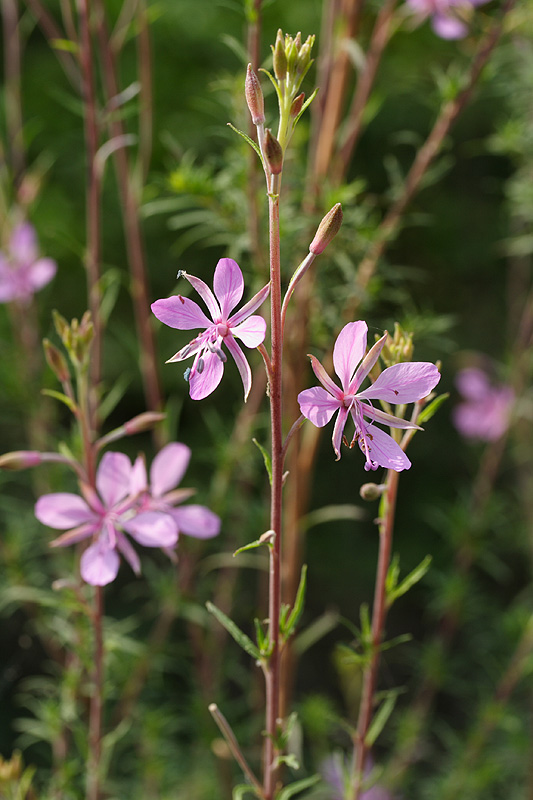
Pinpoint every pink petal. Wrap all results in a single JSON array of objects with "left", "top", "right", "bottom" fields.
[
  {"left": 189, "top": 350, "right": 225, "bottom": 399},
  {"left": 115, "top": 531, "right": 141, "bottom": 575},
  {"left": 181, "top": 271, "right": 220, "bottom": 320},
  {"left": 171, "top": 505, "right": 221, "bottom": 539},
  {"left": 432, "top": 13, "right": 468, "bottom": 38},
  {"left": 49, "top": 522, "right": 98, "bottom": 547},
  {"left": 298, "top": 386, "right": 339, "bottom": 427},
  {"left": 213, "top": 258, "right": 244, "bottom": 319},
  {"left": 27, "top": 258, "right": 56, "bottom": 292},
  {"left": 10, "top": 223, "right": 38, "bottom": 265},
  {"left": 309, "top": 355, "right": 343, "bottom": 400},
  {"left": 361, "top": 404, "right": 421, "bottom": 429},
  {"left": 229, "top": 281, "right": 270, "bottom": 327},
  {"left": 122, "top": 511, "right": 178, "bottom": 548},
  {"left": 231, "top": 315, "right": 267, "bottom": 348},
  {"left": 0, "top": 259, "right": 18, "bottom": 302},
  {"left": 225, "top": 336, "right": 252, "bottom": 401},
  {"left": 96, "top": 452, "right": 133, "bottom": 508},
  {"left": 150, "top": 443, "right": 191, "bottom": 497},
  {"left": 130, "top": 455, "right": 148, "bottom": 496},
  {"left": 80, "top": 541, "right": 120, "bottom": 586},
  {"left": 455, "top": 368, "right": 490, "bottom": 400},
  {"left": 332, "top": 406, "right": 350, "bottom": 461},
  {"left": 349, "top": 332, "right": 388, "bottom": 393},
  {"left": 361, "top": 425, "right": 411, "bottom": 471},
  {"left": 35, "top": 493, "right": 95, "bottom": 529},
  {"left": 151, "top": 295, "right": 212, "bottom": 330},
  {"left": 333, "top": 322, "right": 367, "bottom": 389},
  {"left": 358, "top": 362, "right": 440, "bottom": 404}
]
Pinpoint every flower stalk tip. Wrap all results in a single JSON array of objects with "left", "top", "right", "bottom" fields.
[{"left": 309, "top": 203, "right": 343, "bottom": 255}]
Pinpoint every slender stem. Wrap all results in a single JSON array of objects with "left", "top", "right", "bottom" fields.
[
  {"left": 350, "top": 467, "right": 399, "bottom": 800},
  {"left": 209, "top": 704, "right": 264, "bottom": 796},
  {"left": 87, "top": 586, "right": 104, "bottom": 800},
  {"left": 2, "top": 0, "right": 25, "bottom": 186},
  {"left": 264, "top": 189, "right": 283, "bottom": 800},
  {"left": 24, "top": 0, "right": 81, "bottom": 89}
]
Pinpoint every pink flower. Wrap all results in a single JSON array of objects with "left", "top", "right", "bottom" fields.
[
  {"left": 405, "top": 0, "right": 489, "bottom": 39},
  {"left": 321, "top": 754, "right": 392, "bottom": 800},
  {"left": 151, "top": 258, "right": 270, "bottom": 400},
  {"left": 298, "top": 322, "right": 440, "bottom": 470},
  {"left": 0, "top": 223, "right": 57, "bottom": 304},
  {"left": 131, "top": 442, "right": 221, "bottom": 540},
  {"left": 35, "top": 452, "right": 178, "bottom": 586},
  {"left": 453, "top": 367, "right": 514, "bottom": 441}
]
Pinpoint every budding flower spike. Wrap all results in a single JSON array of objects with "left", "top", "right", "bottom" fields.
[
  {"left": 298, "top": 321, "right": 440, "bottom": 470},
  {"left": 0, "top": 222, "right": 56, "bottom": 304},
  {"left": 151, "top": 258, "right": 270, "bottom": 400}
]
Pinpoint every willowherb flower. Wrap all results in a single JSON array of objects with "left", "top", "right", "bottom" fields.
[
  {"left": 321, "top": 753, "right": 392, "bottom": 800},
  {"left": 131, "top": 442, "right": 221, "bottom": 541},
  {"left": 298, "top": 321, "right": 440, "bottom": 470},
  {"left": 405, "top": 0, "right": 489, "bottom": 39},
  {"left": 151, "top": 258, "right": 270, "bottom": 401},
  {"left": 0, "top": 222, "right": 56, "bottom": 304},
  {"left": 453, "top": 366, "right": 514, "bottom": 441},
  {"left": 35, "top": 451, "right": 178, "bottom": 586}
]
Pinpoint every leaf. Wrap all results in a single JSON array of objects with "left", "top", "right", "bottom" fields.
[
  {"left": 234, "top": 532, "right": 273, "bottom": 557},
  {"left": 206, "top": 602, "right": 261, "bottom": 661},
  {"left": 283, "top": 565, "right": 307, "bottom": 639},
  {"left": 293, "top": 610, "right": 340, "bottom": 656},
  {"left": 232, "top": 785, "right": 261, "bottom": 800},
  {"left": 387, "top": 555, "right": 432, "bottom": 607},
  {"left": 365, "top": 690, "right": 400, "bottom": 747},
  {"left": 41, "top": 389, "right": 78, "bottom": 414},
  {"left": 98, "top": 374, "right": 132, "bottom": 423},
  {"left": 292, "top": 87, "right": 319, "bottom": 127},
  {"left": 417, "top": 392, "right": 449, "bottom": 425},
  {"left": 51, "top": 38, "right": 79, "bottom": 54},
  {"left": 252, "top": 438, "right": 272, "bottom": 485},
  {"left": 276, "top": 774, "right": 320, "bottom": 800},
  {"left": 227, "top": 123, "right": 263, "bottom": 162},
  {"left": 302, "top": 503, "right": 365, "bottom": 530}
]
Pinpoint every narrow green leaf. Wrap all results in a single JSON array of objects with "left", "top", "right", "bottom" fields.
[
  {"left": 98, "top": 374, "right": 132, "bottom": 423},
  {"left": 206, "top": 602, "right": 261, "bottom": 661},
  {"left": 234, "top": 532, "right": 273, "bottom": 557},
  {"left": 258, "top": 68, "right": 283, "bottom": 102},
  {"left": 385, "top": 554, "right": 401, "bottom": 596},
  {"left": 276, "top": 774, "right": 320, "bottom": 800},
  {"left": 417, "top": 392, "right": 449, "bottom": 425},
  {"left": 232, "top": 785, "right": 261, "bottom": 800},
  {"left": 365, "top": 691, "right": 399, "bottom": 747},
  {"left": 227, "top": 123, "right": 263, "bottom": 162},
  {"left": 293, "top": 87, "right": 319, "bottom": 127},
  {"left": 379, "top": 633, "right": 412, "bottom": 652},
  {"left": 252, "top": 438, "right": 272, "bottom": 485},
  {"left": 51, "top": 38, "right": 79, "bottom": 54},
  {"left": 387, "top": 555, "right": 432, "bottom": 607},
  {"left": 41, "top": 389, "right": 78, "bottom": 413},
  {"left": 283, "top": 565, "right": 307, "bottom": 639}
]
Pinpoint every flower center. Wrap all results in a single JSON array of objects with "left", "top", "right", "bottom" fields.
[
  {"left": 343, "top": 394, "right": 355, "bottom": 409},
  {"left": 217, "top": 323, "right": 229, "bottom": 337}
]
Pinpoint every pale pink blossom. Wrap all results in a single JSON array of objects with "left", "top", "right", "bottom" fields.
[
  {"left": 298, "top": 322, "right": 440, "bottom": 470},
  {"left": 151, "top": 258, "right": 269, "bottom": 401},
  {"left": 0, "top": 222, "right": 56, "bottom": 303},
  {"left": 405, "top": 0, "right": 490, "bottom": 39},
  {"left": 453, "top": 367, "right": 514, "bottom": 441}
]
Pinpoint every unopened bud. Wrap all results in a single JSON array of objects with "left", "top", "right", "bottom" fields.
[
  {"left": 245, "top": 64, "right": 265, "bottom": 125},
  {"left": 264, "top": 129, "right": 283, "bottom": 175},
  {"left": 0, "top": 450, "right": 42, "bottom": 470},
  {"left": 296, "top": 42, "right": 312, "bottom": 75},
  {"left": 309, "top": 203, "right": 343, "bottom": 255},
  {"left": 290, "top": 92, "right": 305, "bottom": 118},
  {"left": 286, "top": 36, "right": 299, "bottom": 74},
  {"left": 123, "top": 411, "right": 166, "bottom": 435},
  {"left": 272, "top": 29, "right": 287, "bottom": 81},
  {"left": 52, "top": 309, "right": 70, "bottom": 346},
  {"left": 360, "top": 482, "right": 385, "bottom": 501},
  {"left": 43, "top": 339, "right": 70, "bottom": 383}
]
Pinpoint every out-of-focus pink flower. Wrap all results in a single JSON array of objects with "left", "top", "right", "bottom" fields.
[
  {"left": 131, "top": 442, "right": 221, "bottom": 541},
  {"left": 321, "top": 754, "right": 393, "bottom": 800},
  {"left": 151, "top": 258, "right": 269, "bottom": 401},
  {"left": 298, "top": 321, "right": 440, "bottom": 470},
  {"left": 35, "top": 452, "right": 178, "bottom": 586},
  {"left": 405, "top": 0, "right": 489, "bottom": 39},
  {"left": 453, "top": 367, "right": 514, "bottom": 441},
  {"left": 0, "top": 222, "right": 56, "bottom": 304}
]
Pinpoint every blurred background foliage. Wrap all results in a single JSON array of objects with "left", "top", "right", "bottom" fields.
[{"left": 0, "top": 0, "right": 532, "bottom": 798}]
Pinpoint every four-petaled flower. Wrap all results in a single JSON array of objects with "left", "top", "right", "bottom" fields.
[
  {"left": 298, "top": 321, "right": 440, "bottom": 471},
  {"left": 453, "top": 366, "right": 514, "bottom": 441},
  {"left": 0, "top": 222, "right": 57, "bottom": 304},
  {"left": 131, "top": 442, "right": 221, "bottom": 542},
  {"left": 405, "top": 0, "right": 489, "bottom": 40},
  {"left": 151, "top": 258, "right": 270, "bottom": 400}
]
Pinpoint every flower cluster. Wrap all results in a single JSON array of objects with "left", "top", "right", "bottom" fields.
[
  {"left": 0, "top": 222, "right": 56, "bottom": 304},
  {"left": 152, "top": 258, "right": 269, "bottom": 401},
  {"left": 35, "top": 444, "right": 220, "bottom": 586},
  {"left": 453, "top": 366, "right": 514, "bottom": 441},
  {"left": 298, "top": 322, "right": 441, "bottom": 471}
]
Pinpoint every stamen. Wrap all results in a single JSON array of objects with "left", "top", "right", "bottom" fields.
[
  {"left": 196, "top": 357, "right": 204, "bottom": 374},
  {"left": 183, "top": 367, "right": 191, "bottom": 382}
]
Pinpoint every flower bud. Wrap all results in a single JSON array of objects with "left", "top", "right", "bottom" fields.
[
  {"left": 359, "top": 482, "right": 385, "bottom": 501},
  {"left": 296, "top": 42, "right": 312, "bottom": 75},
  {"left": 43, "top": 339, "right": 70, "bottom": 383},
  {"left": 286, "top": 35, "right": 299, "bottom": 75},
  {"left": 272, "top": 29, "right": 287, "bottom": 81},
  {"left": 309, "top": 203, "right": 343, "bottom": 255},
  {"left": 123, "top": 411, "right": 166, "bottom": 435},
  {"left": 290, "top": 92, "right": 305, "bottom": 118},
  {"left": 245, "top": 64, "right": 265, "bottom": 125},
  {"left": 0, "top": 450, "right": 42, "bottom": 470},
  {"left": 264, "top": 129, "right": 283, "bottom": 175}
]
